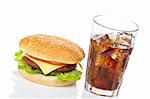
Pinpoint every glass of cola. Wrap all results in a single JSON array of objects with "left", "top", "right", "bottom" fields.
[{"left": 85, "top": 15, "right": 139, "bottom": 97}]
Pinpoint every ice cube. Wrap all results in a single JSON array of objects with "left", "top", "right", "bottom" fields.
[
  {"left": 95, "top": 53, "right": 105, "bottom": 66},
  {"left": 104, "top": 55, "right": 119, "bottom": 69},
  {"left": 91, "top": 78, "right": 108, "bottom": 89},
  {"left": 89, "top": 66, "right": 99, "bottom": 80},
  {"left": 99, "top": 66, "right": 108, "bottom": 78},
  {"left": 95, "top": 51, "right": 119, "bottom": 69},
  {"left": 116, "top": 32, "right": 133, "bottom": 48},
  {"left": 111, "top": 48, "right": 128, "bottom": 62},
  {"left": 107, "top": 71, "right": 115, "bottom": 80},
  {"left": 91, "top": 34, "right": 113, "bottom": 53},
  {"left": 91, "top": 77, "right": 117, "bottom": 90}
]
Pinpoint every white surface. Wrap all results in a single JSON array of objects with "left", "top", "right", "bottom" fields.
[{"left": 0, "top": 0, "right": 150, "bottom": 99}]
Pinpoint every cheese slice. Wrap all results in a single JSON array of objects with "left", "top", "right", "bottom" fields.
[{"left": 25, "top": 54, "right": 64, "bottom": 75}]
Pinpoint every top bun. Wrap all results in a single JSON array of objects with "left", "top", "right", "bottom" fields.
[{"left": 19, "top": 34, "right": 85, "bottom": 64}]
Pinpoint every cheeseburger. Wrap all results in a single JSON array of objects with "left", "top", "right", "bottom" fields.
[{"left": 15, "top": 34, "right": 85, "bottom": 86}]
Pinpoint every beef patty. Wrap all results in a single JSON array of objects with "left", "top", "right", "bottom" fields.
[{"left": 23, "top": 56, "right": 76, "bottom": 73}]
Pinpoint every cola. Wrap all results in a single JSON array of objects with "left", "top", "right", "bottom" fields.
[{"left": 86, "top": 34, "right": 133, "bottom": 91}]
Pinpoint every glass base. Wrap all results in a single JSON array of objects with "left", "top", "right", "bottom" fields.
[{"left": 85, "top": 82, "right": 118, "bottom": 97}]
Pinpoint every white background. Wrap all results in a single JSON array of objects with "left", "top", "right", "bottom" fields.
[{"left": 0, "top": 0, "right": 150, "bottom": 99}]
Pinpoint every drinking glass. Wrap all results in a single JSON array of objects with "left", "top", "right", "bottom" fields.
[{"left": 85, "top": 15, "right": 139, "bottom": 97}]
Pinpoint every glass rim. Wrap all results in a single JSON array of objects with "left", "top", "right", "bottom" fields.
[{"left": 93, "top": 15, "right": 139, "bottom": 32}]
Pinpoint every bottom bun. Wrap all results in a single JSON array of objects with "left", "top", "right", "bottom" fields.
[{"left": 19, "top": 70, "right": 75, "bottom": 87}]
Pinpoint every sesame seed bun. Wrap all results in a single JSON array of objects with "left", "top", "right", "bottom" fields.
[{"left": 19, "top": 34, "right": 85, "bottom": 64}]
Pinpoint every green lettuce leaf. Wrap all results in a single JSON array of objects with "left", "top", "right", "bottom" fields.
[
  {"left": 15, "top": 49, "right": 23, "bottom": 61},
  {"left": 15, "top": 49, "right": 42, "bottom": 74},
  {"left": 25, "top": 65, "right": 42, "bottom": 74},
  {"left": 50, "top": 70, "right": 82, "bottom": 81}
]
